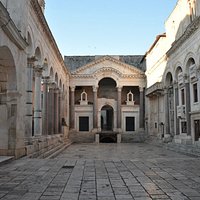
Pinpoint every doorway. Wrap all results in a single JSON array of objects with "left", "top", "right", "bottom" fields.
[
  {"left": 194, "top": 120, "right": 200, "bottom": 141},
  {"left": 101, "top": 105, "right": 113, "bottom": 131}
]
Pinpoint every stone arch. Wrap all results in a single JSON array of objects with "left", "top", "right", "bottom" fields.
[
  {"left": 95, "top": 69, "right": 120, "bottom": 87},
  {"left": 183, "top": 52, "right": 196, "bottom": 74},
  {"left": 175, "top": 66, "right": 183, "bottom": 82},
  {"left": 55, "top": 72, "right": 58, "bottom": 85},
  {"left": 50, "top": 67, "right": 54, "bottom": 79},
  {"left": 59, "top": 79, "right": 62, "bottom": 89},
  {"left": 165, "top": 72, "right": 173, "bottom": 87},
  {"left": 0, "top": 46, "right": 17, "bottom": 155},
  {"left": 98, "top": 77, "right": 117, "bottom": 100},
  {"left": 26, "top": 26, "right": 35, "bottom": 56},
  {"left": 27, "top": 31, "right": 33, "bottom": 56},
  {"left": 186, "top": 57, "right": 196, "bottom": 75},
  {"left": 42, "top": 58, "right": 49, "bottom": 76},
  {"left": 34, "top": 47, "right": 42, "bottom": 64},
  {"left": 62, "top": 84, "right": 64, "bottom": 92}
]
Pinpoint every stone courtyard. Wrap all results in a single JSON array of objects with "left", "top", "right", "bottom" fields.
[{"left": 0, "top": 143, "right": 200, "bottom": 200}]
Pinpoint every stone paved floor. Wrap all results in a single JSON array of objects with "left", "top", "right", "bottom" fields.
[{"left": 1, "top": 143, "right": 200, "bottom": 200}]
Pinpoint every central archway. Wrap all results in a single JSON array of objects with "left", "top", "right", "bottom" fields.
[{"left": 101, "top": 105, "right": 113, "bottom": 131}]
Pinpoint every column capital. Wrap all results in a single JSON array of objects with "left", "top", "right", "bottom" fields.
[
  {"left": 93, "top": 86, "right": 98, "bottom": 92},
  {"left": 117, "top": 86, "right": 122, "bottom": 92},
  {"left": 139, "top": 86, "right": 144, "bottom": 92},
  {"left": 48, "top": 81, "right": 57, "bottom": 89},
  {"left": 27, "top": 56, "right": 37, "bottom": 65},
  {"left": 42, "top": 76, "right": 50, "bottom": 84},
  {"left": 70, "top": 86, "right": 75, "bottom": 92}
]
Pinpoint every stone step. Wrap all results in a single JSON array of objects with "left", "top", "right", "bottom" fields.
[
  {"left": 46, "top": 140, "right": 72, "bottom": 159},
  {"left": 0, "top": 156, "right": 14, "bottom": 166},
  {"left": 164, "top": 143, "right": 200, "bottom": 157}
]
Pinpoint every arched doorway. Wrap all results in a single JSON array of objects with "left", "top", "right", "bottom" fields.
[
  {"left": 0, "top": 46, "right": 17, "bottom": 154},
  {"left": 101, "top": 105, "right": 113, "bottom": 131},
  {"left": 165, "top": 72, "right": 174, "bottom": 135}
]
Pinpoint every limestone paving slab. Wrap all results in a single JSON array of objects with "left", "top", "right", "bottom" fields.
[{"left": 0, "top": 143, "right": 200, "bottom": 199}]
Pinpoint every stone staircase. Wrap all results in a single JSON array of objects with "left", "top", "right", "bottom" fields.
[
  {"left": 146, "top": 135, "right": 200, "bottom": 157},
  {"left": 25, "top": 136, "right": 72, "bottom": 159},
  {"left": 164, "top": 141, "right": 200, "bottom": 157}
]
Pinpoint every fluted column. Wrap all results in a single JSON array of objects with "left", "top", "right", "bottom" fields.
[
  {"left": 34, "top": 66, "right": 43, "bottom": 136},
  {"left": 70, "top": 87, "right": 75, "bottom": 129},
  {"left": 139, "top": 87, "right": 144, "bottom": 129},
  {"left": 25, "top": 57, "right": 35, "bottom": 141},
  {"left": 93, "top": 86, "right": 98, "bottom": 129},
  {"left": 42, "top": 76, "right": 49, "bottom": 136},
  {"left": 117, "top": 87, "right": 122, "bottom": 129}
]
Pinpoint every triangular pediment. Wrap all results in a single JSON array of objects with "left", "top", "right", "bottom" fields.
[{"left": 71, "top": 56, "right": 145, "bottom": 78}]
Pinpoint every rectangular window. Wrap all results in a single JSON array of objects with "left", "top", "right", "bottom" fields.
[
  {"left": 193, "top": 83, "right": 198, "bottom": 103},
  {"left": 126, "top": 117, "right": 135, "bottom": 131},
  {"left": 79, "top": 117, "right": 89, "bottom": 131},
  {"left": 181, "top": 89, "right": 185, "bottom": 105}
]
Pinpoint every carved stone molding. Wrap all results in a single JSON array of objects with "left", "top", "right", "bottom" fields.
[
  {"left": 167, "top": 16, "right": 200, "bottom": 56},
  {"left": 0, "top": 2, "right": 28, "bottom": 50}
]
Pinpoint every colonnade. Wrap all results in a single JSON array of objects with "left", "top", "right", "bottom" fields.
[
  {"left": 25, "top": 58, "right": 65, "bottom": 143},
  {"left": 69, "top": 85, "right": 145, "bottom": 131}
]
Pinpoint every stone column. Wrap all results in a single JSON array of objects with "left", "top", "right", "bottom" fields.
[
  {"left": 93, "top": 86, "right": 98, "bottom": 129},
  {"left": 164, "top": 88, "right": 170, "bottom": 135},
  {"left": 70, "top": 87, "right": 75, "bottom": 129},
  {"left": 25, "top": 57, "right": 35, "bottom": 141},
  {"left": 42, "top": 76, "right": 49, "bottom": 136},
  {"left": 58, "top": 90, "right": 62, "bottom": 133},
  {"left": 139, "top": 87, "right": 144, "bottom": 129},
  {"left": 54, "top": 88, "right": 59, "bottom": 134},
  {"left": 117, "top": 87, "right": 122, "bottom": 129},
  {"left": 34, "top": 67, "right": 43, "bottom": 137},
  {"left": 185, "top": 76, "right": 191, "bottom": 135},
  {"left": 174, "top": 82, "right": 179, "bottom": 135},
  {"left": 48, "top": 83, "right": 55, "bottom": 135}
]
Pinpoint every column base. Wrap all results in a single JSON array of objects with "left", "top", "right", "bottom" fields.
[{"left": 95, "top": 134, "right": 99, "bottom": 143}]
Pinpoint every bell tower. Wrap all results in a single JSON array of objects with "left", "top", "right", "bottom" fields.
[{"left": 38, "top": 0, "right": 45, "bottom": 13}]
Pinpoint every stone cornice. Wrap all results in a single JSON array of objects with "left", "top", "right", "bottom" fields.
[
  {"left": 30, "top": 0, "right": 69, "bottom": 75},
  {"left": 71, "top": 64, "right": 146, "bottom": 79},
  {"left": 146, "top": 82, "right": 163, "bottom": 96},
  {"left": 167, "top": 16, "right": 200, "bottom": 56},
  {"left": 72, "top": 56, "right": 145, "bottom": 75},
  {"left": 0, "top": 2, "right": 28, "bottom": 50}
]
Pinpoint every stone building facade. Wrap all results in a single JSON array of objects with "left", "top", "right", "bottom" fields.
[
  {"left": 65, "top": 56, "right": 146, "bottom": 143},
  {"left": 0, "top": 0, "right": 200, "bottom": 158},
  {"left": 146, "top": 0, "right": 200, "bottom": 144},
  {"left": 0, "top": 0, "right": 69, "bottom": 158}
]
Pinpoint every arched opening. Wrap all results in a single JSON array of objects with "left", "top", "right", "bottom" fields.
[
  {"left": 165, "top": 72, "right": 174, "bottom": 136},
  {"left": 100, "top": 136, "right": 116, "bottom": 143},
  {"left": 101, "top": 105, "right": 113, "bottom": 131},
  {"left": 0, "top": 46, "right": 17, "bottom": 154},
  {"left": 35, "top": 47, "right": 41, "bottom": 62},
  {"left": 98, "top": 77, "right": 117, "bottom": 99},
  {"left": 55, "top": 73, "right": 58, "bottom": 85}
]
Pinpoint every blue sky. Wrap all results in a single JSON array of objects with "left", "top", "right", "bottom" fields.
[{"left": 45, "top": 0, "right": 177, "bottom": 56}]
